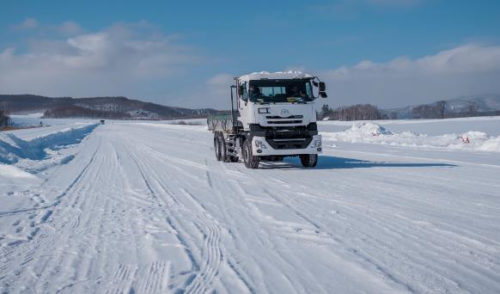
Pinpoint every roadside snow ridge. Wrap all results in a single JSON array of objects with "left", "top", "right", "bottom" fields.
[{"left": 323, "top": 122, "right": 500, "bottom": 152}]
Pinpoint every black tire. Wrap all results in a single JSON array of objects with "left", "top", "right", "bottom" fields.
[
  {"left": 214, "top": 136, "right": 222, "bottom": 161},
  {"left": 300, "top": 154, "right": 318, "bottom": 168},
  {"left": 242, "top": 140, "right": 260, "bottom": 169},
  {"left": 219, "top": 136, "right": 227, "bottom": 161}
]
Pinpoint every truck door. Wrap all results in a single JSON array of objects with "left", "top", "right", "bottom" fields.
[{"left": 238, "top": 81, "right": 251, "bottom": 130}]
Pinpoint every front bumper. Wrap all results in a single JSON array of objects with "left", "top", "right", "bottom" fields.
[{"left": 251, "top": 135, "right": 322, "bottom": 156}]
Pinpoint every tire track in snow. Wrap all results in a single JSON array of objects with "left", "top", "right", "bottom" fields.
[
  {"left": 201, "top": 161, "right": 312, "bottom": 294},
  {"left": 92, "top": 141, "right": 173, "bottom": 294},
  {"left": 127, "top": 145, "right": 230, "bottom": 294},
  {"left": 230, "top": 184, "right": 328, "bottom": 292},
  {"left": 264, "top": 170, "right": 500, "bottom": 293},
  {"left": 30, "top": 141, "right": 107, "bottom": 292},
  {"left": 260, "top": 187, "right": 417, "bottom": 293},
  {"left": 259, "top": 174, "right": 491, "bottom": 293},
  {"left": 210, "top": 161, "right": 406, "bottom": 293},
  {"left": 0, "top": 138, "right": 103, "bottom": 292},
  {"left": 127, "top": 149, "right": 202, "bottom": 291},
  {"left": 0, "top": 141, "right": 104, "bottom": 289},
  {"left": 180, "top": 188, "right": 223, "bottom": 294},
  {"left": 136, "top": 261, "right": 171, "bottom": 294},
  {"left": 105, "top": 263, "right": 138, "bottom": 294},
  {"left": 0, "top": 141, "right": 100, "bottom": 219}
]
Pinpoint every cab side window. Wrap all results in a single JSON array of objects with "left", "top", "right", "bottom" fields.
[{"left": 239, "top": 82, "right": 248, "bottom": 102}]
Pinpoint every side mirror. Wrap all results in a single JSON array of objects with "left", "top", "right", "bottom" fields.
[
  {"left": 319, "top": 92, "right": 328, "bottom": 98},
  {"left": 319, "top": 82, "right": 326, "bottom": 92},
  {"left": 238, "top": 85, "right": 244, "bottom": 96}
]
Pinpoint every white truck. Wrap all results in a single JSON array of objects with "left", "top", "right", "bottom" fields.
[{"left": 207, "top": 71, "right": 327, "bottom": 168}]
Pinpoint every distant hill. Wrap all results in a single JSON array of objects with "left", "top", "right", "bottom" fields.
[
  {"left": 320, "top": 94, "right": 500, "bottom": 121},
  {"left": 382, "top": 94, "right": 500, "bottom": 119},
  {"left": 0, "top": 95, "right": 218, "bottom": 120}
]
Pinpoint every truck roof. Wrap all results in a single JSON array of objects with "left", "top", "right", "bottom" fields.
[{"left": 237, "top": 71, "right": 313, "bottom": 83}]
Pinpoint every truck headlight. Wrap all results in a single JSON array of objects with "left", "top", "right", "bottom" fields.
[
  {"left": 254, "top": 140, "right": 267, "bottom": 149},
  {"left": 311, "top": 139, "right": 322, "bottom": 148},
  {"left": 258, "top": 107, "right": 270, "bottom": 114}
]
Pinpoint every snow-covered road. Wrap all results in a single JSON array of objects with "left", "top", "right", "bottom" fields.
[{"left": 1, "top": 120, "right": 500, "bottom": 293}]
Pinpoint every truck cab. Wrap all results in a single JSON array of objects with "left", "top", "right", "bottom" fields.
[{"left": 208, "top": 71, "right": 327, "bottom": 168}]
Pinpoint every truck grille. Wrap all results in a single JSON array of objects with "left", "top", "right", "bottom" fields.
[
  {"left": 264, "top": 127, "right": 312, "bottom": 149},
  {"left": 266, "top": 115, "right": 303, "bottom": 119},
  {"left": 266, "top": 115, "right": 303, "bottom": 125},
  {"left": 267, "top": 120, "right": 302, "bottom": 124}
]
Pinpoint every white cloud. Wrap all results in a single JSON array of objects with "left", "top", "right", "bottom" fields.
[
  {"left": 200, "top": 73, "right": 235, "bottom": 109},
  {"left": 3, "top": 19, "right": 499, "bottom": 110},
  {"left": 57, "top": 21, "right": 84, "bottom": 36},
  {"left": 324, "top": 44, "right": 500, "bottom": 107},
  {"left": 12, "top": 18, "right": 84, "bottom": 36},
  {"left": 12, "top": 18, "right": 39, "bottom": 30},
  {"left": 0, "top": 22, "right": 198, "bottom": 99},
  {"left": 183, "top": 45, "right": 500, "bottom": 110},
  {"left": 207, "top": 73, "right": 234, "bottom": 87}
]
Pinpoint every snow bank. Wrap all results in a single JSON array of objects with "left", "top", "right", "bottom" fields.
[
  {"left": 238, "top": 71, "right": 312, "bottom": 81},
  {"left": 334, "top": 122, "right": 393, "bottom": 139},
  {"left": 0, "top": 123, "right": 98, "bottom": 166},
  {"left": 0, "top": 164, "right": 39, "bottom": 180},
  {"left": 323, "top": 122, "right": 500, "bottom": 152}
]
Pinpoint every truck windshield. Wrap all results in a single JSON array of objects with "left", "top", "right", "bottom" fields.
[{"left": 248, "top": 79, "right": 313, "bottom": 103}]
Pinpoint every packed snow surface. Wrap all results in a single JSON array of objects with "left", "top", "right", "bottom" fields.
[{"left": 1, "top": 116, "right": 500, "bottom": 293}]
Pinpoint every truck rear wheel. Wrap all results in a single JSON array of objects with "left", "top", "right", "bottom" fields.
[
  {"left": 218, "top": 136, "right": 228, "bottom": 161},
  {"left": 300, "top": 154, "right": 318, "bottom": 168},
  {"left": 243, "top": 140, "right": 260, "bottom": 169},
  {"left": 214, "top": 136, "right": 222, "bottom": 161}
]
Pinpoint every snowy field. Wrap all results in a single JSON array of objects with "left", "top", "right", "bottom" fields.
[{"left": 1, "top": 116, "right": 500, "bottom": 293}]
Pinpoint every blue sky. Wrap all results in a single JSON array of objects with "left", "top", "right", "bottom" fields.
[{"left": 1, "top": 0, "right": 500, "bottom": 109}]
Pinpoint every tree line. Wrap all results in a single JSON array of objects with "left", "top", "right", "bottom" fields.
[
  {"left": 0, "top": 110, "right": 10, "bottom": 128},
  {"left": 318, "top": 101, "right": 500, "bottom": 121},
  {"left": 318, "top": 104, "right": 385, "bottom": 121},
  {"left": 43, "top": 105, "right": 133, "bottom": 119}
]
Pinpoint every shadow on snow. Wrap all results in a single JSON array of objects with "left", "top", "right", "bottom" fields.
[{"left": 258, "top": 155, "right": 456, "bottom": 170}]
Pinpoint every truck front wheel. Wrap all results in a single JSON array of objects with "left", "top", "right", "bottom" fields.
[
  {"left": 300, "top": 154, "right": 318, "bottom": 168},
  {"left": 243, "top": 140, "right": 260, "bottom": 169}
]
